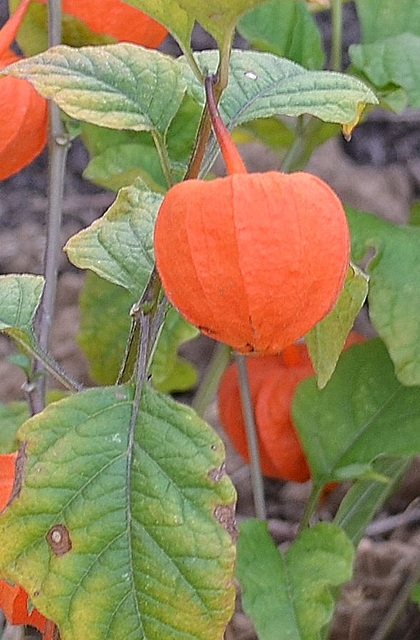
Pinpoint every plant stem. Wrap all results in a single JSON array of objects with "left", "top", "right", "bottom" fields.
[
  {"left": 34, "top": 0, "right": 70, "bottom": 408},
  {"left": 192, "top": 343, "right": 231, "bottom": 417},
  {"left": 235, "top": 353, "right": 267, "bottom": 521},
  {"left": 152, "top": 130, "right": 174, "bottom": 188},
  {"left": 300, "top": 482, "right": 324, "bottom": 530},
  {"left": 331, "top": 0, "right": 343, "bottom": 72}
]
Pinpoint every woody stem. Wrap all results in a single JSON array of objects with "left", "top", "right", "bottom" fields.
[
  {"left": 32, "top": 0, "right": 71, "bottom": 412},
  {"left": 331, "top": 0, "right": 343, "bottom": 72}
]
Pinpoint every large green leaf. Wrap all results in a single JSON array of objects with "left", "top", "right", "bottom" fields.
[
  {"left": 347, "top": 207, "right": 420, "bottom": 386},
  {"left": 78, "top": 274, "right": 199, "bottom": 393},
  {"left": 350, "top": 34, "right": 420, "bottom": 108},
  {"left": 0, "top": 385, "right": 236, "bottom": 640},
  {"left": 238, "top": 0, "right": 325, "bottom": 70},
  {"left": 293, "top": 340, "right": 420, "bottom": 485},
  {"left": 334, "top": 456, "right": 410, "bottom": 546},
  {"left": 182, "top": 50, "right": 378, "bottom": 129},
  {"left": 65, "top": 179, "right": 162, "bottom": 297},
  {"left": 355, "top": 0, "right": 420, "bottom": 44},
  {"left": 237, "top": 520, "right": 354, "bottom": 640},
  {"left": 0, "top": 274, "right": 44, "bottom": 349},
  {"left": 306, "top": 264, "right": 369, "bottom": 389},
  {"left": 5, "top": 44, "right": 185, "bottom": 134}
]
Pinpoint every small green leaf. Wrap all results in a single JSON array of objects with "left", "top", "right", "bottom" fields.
[
  {"left": 116, "top": 0, "right": 193, "bottom": 59},
  {"left": 0, "top": 385, "right": 236, "bottom": 640},
  {"left": 175, "top": 0, "right": 270, "bottom": 46},
  {"left": 151, "top": 307, "right": 199, "bottom": 393},
  {"left": 355, "top": 0, "right": 420, "bottom": 44},
  {"left": 0, "top": 402, "right": 29, "bottom": 454},
  {"left": 238, "top": 0, "right": 325, "bottom": 70},
  {"left": 334, "top": 456, "right": 410, "bottom": 545},
  {"left": 5, "top": 44, "right": 186, "bottom": 133},
  {"left": 0, "top": 275, "right": 44, "bottom": 349},
  {"left": 306, "top": 264, "right": 369, "bottom": 389},
  {"left": 78, "top": 275, "right": 199, "bottom": 393},
  {"left": 65, "top": 179, "right": 162, "bottom": 297},
  {"left": 347, "top": 207, "right": 420, "bottom": 385},
  {"left": 350, "top": 34, "right": 420, "bottom": 108},
  {"left": 237, "top": 520, "right": 354, "bottom": 640},
  {"left": 77, "top": 274, "right": 133, "bottom": 385},
  {"left": 183, "top": 50, "right": 378, "bottom": 129},
  {"left": 293, "top": 339, "right": 420, "bottom": 484}
]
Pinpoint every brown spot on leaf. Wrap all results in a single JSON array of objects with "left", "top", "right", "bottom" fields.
[
  {"left": 8, "top": 443, "right": 27, "bottom": 506},
  {"left": 214, "top": 503, "right": 238, "bottom": 542},
  {"left": 208, "top": 462, "right": 227, "bottom": 483},
  {"left": 46, "top": 525, "right": 72, "bottom": 556}
]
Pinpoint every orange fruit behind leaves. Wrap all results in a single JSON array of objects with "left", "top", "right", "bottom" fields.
[
  {"left": 218, "top": 334, "right": 366, "bottom": 482},
  {"left": 218, "top": 344, "right": 312, "bottom": 481},
  {"left": 0, "top": 453, "right": 53, "bottom": 637},
  {"left": 0, "top": 0, "right": 48, "bottom": 180},
  {"left": 36, "top": 0, "right": 168, "bottom": 48},
  {"left": 155, "top": 171, "right": 350, "bottom": 354}
]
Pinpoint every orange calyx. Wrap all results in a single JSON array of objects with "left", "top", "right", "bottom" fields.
[
  {"left": 205, "top": 74, "right": 247, "bottom": 175},
  {"left": 0, "top": 0, "right": 31, "bottom": 60}
]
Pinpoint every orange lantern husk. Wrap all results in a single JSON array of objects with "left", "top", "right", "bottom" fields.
[
  {"left": 155, "top": 170, "right": 350, "bottom": 354},
  {"left": 0, "top": 0, "right": 48, "bottom": 180},
  {"left": 35, "top": 0, "right": 168, "bottom": 48}
]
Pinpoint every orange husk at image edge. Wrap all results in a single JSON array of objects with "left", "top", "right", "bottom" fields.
[
  {"left": 0, "top": 0, "right": 48, "bottom": 180},
  {"left": 35, "top": 0, "right": 168, "bottom": 48},
  {"left": 155, "top": 171, "right": 350, "bottom": 354},
  {"left": 0, "top": 453, "right": 54, "bottom": 637}
]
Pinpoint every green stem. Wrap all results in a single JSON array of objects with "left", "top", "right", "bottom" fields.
[
  {"left": 152, "top": 130, "right": 174, "bottom": 188},
  {"left": 192, "top": 343, "right": 231, "bottom": 417},
  {"left": 235, "top": 353, "right": 267, "bottom": 521},
  {"left": 300, "top": 482, "right": 324, "bottom": 530},
  {"left": 331, "top": 0, "right": 343, "bottom": 72}
]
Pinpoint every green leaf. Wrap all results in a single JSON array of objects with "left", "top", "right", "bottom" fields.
[
  {"left": 293, "top": 339, "right": 420, "bottom": 485},
  {"left": 347, "top": 207, "right": 420, "bottom": 386},
  {"left": 82, "top": 95, "right": 201, "bottom": 191},
  {"left": 65, "top": 179, "right": 162, "bottom": 297},
  {"left": 175, "top": 0, "right": 270, "bottom": 46},
  {"left": 0, "top": 385, "right": 236, "bottom": 640},
  {"left": 77, "top": 273, "right": 133, "bottom": 385},
  {"left": 0, "top": 402, "right": 29, "bottom": 454},
  {"left": 115, "top": 0, "right": 194, "bottom": 59},
  {"left": 355, "top": 0, "right": 420, "bottom": 44},
  {"left": 182, "top": 50, "right": 378, "bottom": 130},
  {"left": 78, "top": 274, "right": 199, "bottom": 393},
  {"left": 5, "top": 44, "right": 186, "bottom": 134},
  {"left": 151, "top": 307, "right": 199, "bottom": 393},
  {"left": 0, "top": 274, "right": 44, "bottom": 349},
  {"left": 334, "top": 456, "right": 410, "bottom": 546},
  {"left": 237, "top": 519, "right": 354, "bottom": 640},
  {"left": 238, "top": 0, "right": 325, "bottom": 70},
  {"left": 306, "top": 264, "right": 369, "bottom": 389},
  {"left": 350, "top": 34, "right": 420, "bottom": 108}
]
